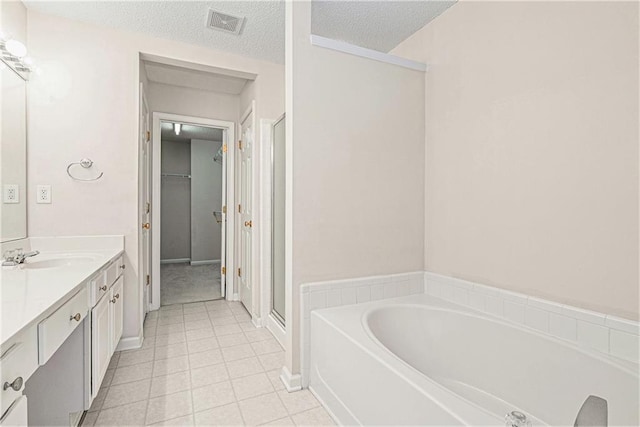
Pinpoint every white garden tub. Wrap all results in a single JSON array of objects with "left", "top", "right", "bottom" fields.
[{"left": 308, "top": 294, "right": 639, "bottom": 426}]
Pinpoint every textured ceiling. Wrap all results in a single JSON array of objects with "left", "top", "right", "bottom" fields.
[
  {"left": 311, "top": 1, "right": 456, "bottom": 53},
  {"left": 23, "top": 1, "right": 456, "bottom": 63},
  {"left": 144, "top": 61, "right": 249, "bottom": 94},
  {"left": 161, "top": 122, "right": 223, "bottom": 144},
  {"left": 23, "top": 1, "right": 286, "bottom": 63}
]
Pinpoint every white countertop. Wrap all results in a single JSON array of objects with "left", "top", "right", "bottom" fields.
[{"left": 0, "top": 236, "right": 124, "bottom": 346}]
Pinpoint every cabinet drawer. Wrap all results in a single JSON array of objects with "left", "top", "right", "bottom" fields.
[
  {"left": 105, "top": 256, "right": 124, "bottom": 289},
  {"left": 38, "top": 287, "right": 88, "bottom": 365},
  {"left": 0, "top": 327, "right": 37, "bottom": 417},
  {"left": 90, "top": 271, "right": 108, "bottom": 308}
]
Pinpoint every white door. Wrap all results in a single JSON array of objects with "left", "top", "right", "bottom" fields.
[
  {"left": 140, "top": 84, "right": 151, "bottom": 313},
  {"left": 239, "top": 107, "right": 254, "bottom": 314}
]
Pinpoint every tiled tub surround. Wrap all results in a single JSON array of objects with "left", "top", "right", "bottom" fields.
[
  {"left": 82, "top": 300, "right": 335, "bottom": 426},
  {"left": 424, "top": 272, "right": 639, "bottom": 364},
  {"left": 300, "top": 271, "right": 638, "bottom": 386},
  {"left": 300, "top": 272, "right": 425, "bottom": 386}
]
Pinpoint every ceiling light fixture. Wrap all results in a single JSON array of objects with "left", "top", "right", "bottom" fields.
[{"left": 174, "top": 123, "right": 181, "bottom": 135}]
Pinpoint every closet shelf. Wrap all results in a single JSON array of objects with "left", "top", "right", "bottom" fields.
[{"left": 162, "top": 173, "right": 191, "bottom": 179}]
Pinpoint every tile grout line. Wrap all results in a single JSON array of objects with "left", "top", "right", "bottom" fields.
[{"left": 183, "top": 304, "right": 197, "bottom": 426}]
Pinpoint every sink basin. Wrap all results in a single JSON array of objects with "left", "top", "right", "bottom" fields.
[{"left": 22, "top": 255, "right": 99, "bottom": 270}]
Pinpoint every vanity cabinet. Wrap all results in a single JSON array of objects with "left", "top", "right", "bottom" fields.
[
  {"left": 0, "top": 326, "right": 38, "bottom": 425},
  {"left": 90, "top": 257, "right": 124, "bottom": 399}
]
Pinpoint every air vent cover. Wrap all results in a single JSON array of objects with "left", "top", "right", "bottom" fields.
[{"left": 207, "top": 9, "right": 245, "bottom": 35}]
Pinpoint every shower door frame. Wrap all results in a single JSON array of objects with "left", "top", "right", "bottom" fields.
[{"left": 150, "top": 112, "right": 236, "bottom": 310}]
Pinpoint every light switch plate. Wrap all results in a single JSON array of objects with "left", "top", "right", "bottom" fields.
[
  {"left": 37, "top": 185, "right": 52, "bottom": 204},
  {"left": 3, "top": 184, "right": 19, "bottom": 203}
]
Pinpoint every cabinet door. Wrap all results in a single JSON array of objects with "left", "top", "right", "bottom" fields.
[
  {"left": 110, "top": 276, "right": 124, "bottom": 351},
  {"left": 91, "top": 293, "right": 111, "bottom": 398},
  {"left": 0, "top": 395, "right": 27, "bottom": 426}
]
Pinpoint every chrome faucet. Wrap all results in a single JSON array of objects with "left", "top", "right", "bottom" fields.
[
  {"left": 2, "top": 249, "right": 40, "bottom": 266},
  {"left": 574, "top": 395, "right": 608, "bottom": 427}
]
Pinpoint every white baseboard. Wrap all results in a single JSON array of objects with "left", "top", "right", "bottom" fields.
[
  {"left": 160, "top": 258, "right": 190, "bottom": 265},
  {"left": 266, "top": 314, "right": 286, "bottom": 349},
  {"left": 190, "top": 259, "right": 220, "bottom": 266},
  {"left": 116, "top": 334, "right": 143, "bottom": 351},
  {"left": 280, "top": 366, "right": 302, "bottom": 392}
]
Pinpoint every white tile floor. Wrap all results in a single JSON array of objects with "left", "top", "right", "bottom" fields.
[{"left": 82, "top": 300, "right": 334, "bottom": 426}]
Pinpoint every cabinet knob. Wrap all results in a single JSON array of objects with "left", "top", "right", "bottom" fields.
[
  {"left": 70, "top": 313, "right": 81, "bottom": 322},
  {"left": 114, "top": 293, "right": 120, "bottom": 299},
  {"left": 100, "top": 285, "right": 107, "bottom": 291},
  {"left": 120, "top": 264, "right": 126, "bottom": 270},
  {"left": 3, "top": 377, "right": 23, "bottom": 391}
]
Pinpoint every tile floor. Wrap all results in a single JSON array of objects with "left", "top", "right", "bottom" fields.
[
  {"left": 161, "top": 263, "right": 222, "bottom": 306},
  {"left": 82, "top": 300, "right": 334, "bottom": 426}
]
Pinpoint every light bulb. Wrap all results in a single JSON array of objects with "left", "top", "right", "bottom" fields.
[
  {"left": 5, "top": 39, "right": 27, "bottom": 58},
  {"left": 174, "top": 123, "right": 181, "bottom": 135}
]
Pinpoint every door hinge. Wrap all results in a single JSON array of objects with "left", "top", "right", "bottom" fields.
[
  {"left": 238, "top": 204, "right": 241, "bottom": 213},
  {"left": 238, "top": 140, "right": 243, "bottom": 150},
  {"left": 223, "top": 144, "right": 228, "bottom": 153},
  {"left": 222, "top": 205, "right": 227, "bottom": 214},
  {"left": 146, "top": 131, "right": 150, "bottom": 142},
  {"left": 237, "top": 268, "right": 241, "bottom": 277},
  {"left": 146, "top": 202, "right": 150, "bottom": 214},
  {"left": 146, "top": 274, "right": 150, "bottom": 286},
  {"left": 221, "top": 266, "right": 226, "bottom": 275}
]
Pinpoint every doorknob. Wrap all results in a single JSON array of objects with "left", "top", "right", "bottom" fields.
[
  {"left": 142, "top": 223, "right": 150, "bottom": 229},
  {"left": 244, "top": 220, "right": 252, "bottom": 228}
]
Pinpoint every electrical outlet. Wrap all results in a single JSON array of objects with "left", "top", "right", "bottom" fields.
[
  {"left": 37, "top": 185, "right": 52, "bottom": 204},
  {"left": 3, "top": 184, "right": 19, "bottom": 204}
]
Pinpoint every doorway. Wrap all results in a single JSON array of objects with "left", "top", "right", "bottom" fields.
[
  {"left": 150, "top": 113, "right": 235, "bottom": 310},
  {"left": 160, "top": 121, "right": 225, "bottom": 305}
]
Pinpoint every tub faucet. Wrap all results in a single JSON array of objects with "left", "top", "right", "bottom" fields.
[
  {"left": 2, "top": 249, "right": 40, "bottom": 266},
  {"left": 574, "top": 395, "right": 607, "bottom": 427}
]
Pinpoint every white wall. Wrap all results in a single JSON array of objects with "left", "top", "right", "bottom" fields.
[
  {"left": 147, "top": 82, "right": 240, "bottom": 123},
  {"left": 191, "top": 138, "right": 223, "bottom": 263},
  {"left": 392, "top": 1, "right": 639, "bottom": 320},
  {"left": 26, "top": 9, "right": 284, "bottom": 341},
  {"left": 287, "top": 2, "right": 425, "bottom": 373}
]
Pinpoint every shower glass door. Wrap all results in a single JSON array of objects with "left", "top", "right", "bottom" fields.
[{"left": 271, "top": 115, "right": 286, "bottom": 325}]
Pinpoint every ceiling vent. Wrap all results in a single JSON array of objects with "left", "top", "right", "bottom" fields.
[{"left": 207, "top": 9, "right": 245, "bottom": 36}]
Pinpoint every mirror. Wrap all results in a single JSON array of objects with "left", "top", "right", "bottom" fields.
[
  {"left": 1, "top": 61, "right": 28, "bottom": 242},
  {"left": 271, "top": 114, "right": 286, "bottom": 324}
]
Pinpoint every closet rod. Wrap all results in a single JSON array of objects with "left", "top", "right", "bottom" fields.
[{"left": 161, "top": 173, "right": 191, "bottom": 178}]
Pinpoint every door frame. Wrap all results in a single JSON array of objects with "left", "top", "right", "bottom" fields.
[{"left": 149, "top": 112, "right": 236, "bottom": 310}]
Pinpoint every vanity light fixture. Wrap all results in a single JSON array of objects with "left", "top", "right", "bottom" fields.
[
  {"left": 0, "top": 37, "right": 32, "bottom": 74},
  {"left": 174, "top": 123, "right": 181, "bottom": 135},
  {"left": 5, "top": 39, "right": 27, "bottom": 58}
]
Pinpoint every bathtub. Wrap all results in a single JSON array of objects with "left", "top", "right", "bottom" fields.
[{"left": 308, "top": 294, "right": 639, "bottom": 426}]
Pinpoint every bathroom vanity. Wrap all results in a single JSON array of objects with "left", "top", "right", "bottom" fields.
[
  {"left": 0, "top": 9, "right": 130, "bottom": 425},
  {"left": 0, "top": 236, "right": 125, "bottom": 426}
]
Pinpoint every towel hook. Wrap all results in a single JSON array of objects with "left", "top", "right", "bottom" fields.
[{"left": 66, "top": 158, "right": 104, "bottom": 181}]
